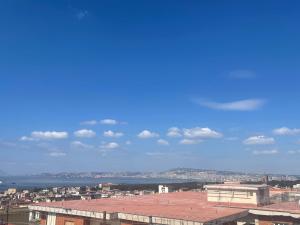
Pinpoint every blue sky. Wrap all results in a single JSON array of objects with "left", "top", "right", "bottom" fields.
[{"left": 1, "top": 0, "right": 300, "bottom": 175}]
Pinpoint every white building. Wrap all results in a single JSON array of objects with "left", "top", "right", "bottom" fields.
[
  {"left": 205, "top": 183, "right": 270, "bottom": 206},
  {"left": 158, "top": 185, "right": 169, "bottom": 194}
]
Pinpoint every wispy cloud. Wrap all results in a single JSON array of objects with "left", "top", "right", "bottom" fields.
[
  {"left": 157, "top": 139, "right": 169, "bottom": 146},
  {"left": 252, "top": 149, "right": 278, "bottom": 155},
  {"left": 100, "top": 119, "right": 118, "bottom": 125},
  {"left": 228, "top": 70, "right": 256, "bottom": 79},
  {"left": 48, "top": 152, "right": 66, "bottom": 157},
  {"left": 224, "top": 137, "right": 239, "bottom": 141},
  {"left": 273, "top": 127, "right": 300, "bottom": 136},
  {"left": 288, "top": 150, "right": 300, "bottom": 154},
  {"left": 80, "top": 120, "right": 98, "bottom": 126},
  {"left": 20, "top": 136, "right": 36, "bottom": 141},
  {"left": 179, "top": 139, "right": 202, "bottom": 145},
  {"left": 76, "top": 10, "right": 89, "bottom": 20},
  {"left": 243, "top": 135, "right": 275, "bottom": 145},
  {"left": 71, "top": 141, "right": 93, "bottom": 149},
  {"left": 194, "top": 98, "right": 265, "bottom": 111},
  {"left": 146, "top": 152, "right": 166, "bottom": 156},
  {"left": 29, "top": 131, "right": 68, "bottom": 140},
  {"left": 100, "top": 142, "right": 119, "bottom": 150}
]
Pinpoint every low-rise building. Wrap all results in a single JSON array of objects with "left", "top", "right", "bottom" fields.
[
  {"left": 205, "top": 183, "right": 270, "bottom": 206},
  {"left": 28, "top": 183, "right": 300, "bottom": 225}
]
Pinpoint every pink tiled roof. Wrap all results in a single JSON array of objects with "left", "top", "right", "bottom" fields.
[{"left": 35, "top": 192, "right": 247, "bottom": 222}]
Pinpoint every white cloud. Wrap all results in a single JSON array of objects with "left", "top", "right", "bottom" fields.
[
  {"left": 288, "top": 150, "right": 300, "bottom": 154},
  {"left": 183, "top": 127, "right": 222, "bottom": 138},
  {"left": 74, "top": 129, "right": 96, "bottom": 138},
  {"left": 103, "top": 130, "right": 124, "bottom": 138},
  {"left": 243, "top": 136, "right": 275, "bottom": 145},
  {"left": 100, "top": 119, "right": 118, "bottom": 125},
  {"left": 273, "top": 127, "right": 300, "bottom": 136},
  {"left": 19, "top": 136, "right": 35, "bottom": 141},
  {"left": 100, "top": 142, "right": 119, "bottom": 149},
  {"left": 179, "top": 139, "right": 201, "bottom": 145},
  {"left": 252, "top": 149, "right": 278, "bottom": 155},
  {"left": 71, "top": 141, "right": 93, "bottom": 149},
  {"left": 195, "top": 98, "right": 265, "bottom": 111},
  {"left": 228, "top": 70, "right": 256, "bottom": 79},
  {"left": 167, "top": 127, "right": 182, "bottom": 137},
  {"left": 80, "top": 120, "right": 98, "bottom": 126},
  {"left": 48, "top": 152, "right": 66, "bottom": 157},
  {"left": 137, "top": 130, "right": 159, "bottom": 139},
  {"left": 31, "top": 131, "right": 68, "bottom": 140},
  {"left": 125, "top": 140, "right": 131, "bottom": 145},
  {"left": 146, "top": 152, "right": 166, "bottom": 156},
  {"left": 157, "top": 139, "right": 169, "bottom": 146},
  {"left": 224, "top": 137, "right": 239, "bottom": 141}
]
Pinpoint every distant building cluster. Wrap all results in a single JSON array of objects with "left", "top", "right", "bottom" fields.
[{"left": 0, "top": 183, "right": 156, "bottom": 210}]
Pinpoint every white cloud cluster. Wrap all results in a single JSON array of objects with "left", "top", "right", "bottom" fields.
[
  {"left": 157, "top": 139, "right": 169, "bottom": 146},
  {"left": 29, "top": 131, "right": 68, "bottom": 140},
  {"left": 74, "top": 129, "right": 96, "bottom": 138},
  {"left": 167, "top": 127, "right": 181, "bottom": 137},
  {"left": 137, "top": 130, "right": 159, "bottom": 139},
  {"left": 167, "top": 127, "right": 222, "bottom": 139},
  {"left": 273, "top": 127, "right": 300, "bottom": 136},
  {"left": 252, "top": 149, "right": 278, "bottom": 155},
  {"left": 243, "top": 136, "right": 275, "bottom": 145},
  {"left": 195, "top": 98, "right": 265, "bottom": 111},
  {"left": 103, "top": 130, "right": 124, "bottom": 138}
]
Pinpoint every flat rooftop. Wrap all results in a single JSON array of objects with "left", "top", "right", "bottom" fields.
[
  {"left": 205, "top": 184, "right": 269, "bottom": 191},
  {"left": 32, "top": 191, "right": 300, "bottom": 223},
  {"left": 33, "top": 192, "right": 248, "bottom": 223}
]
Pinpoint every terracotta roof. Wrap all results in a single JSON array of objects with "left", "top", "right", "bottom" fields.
[
  {"left": 260, "top": 201, "right": 300, "bottom": 213},
  {"left": 35, "top": 192, "right": 247, "bottom": 222}
]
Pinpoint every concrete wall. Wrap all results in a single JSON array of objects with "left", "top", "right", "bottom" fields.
[
  {"left": 207, "top": 189, "right": 259, "bottom": 205},
  {"left": 207, "top": 187, "right": 270, "bottom": 206},
  {"left": 55, "top": 214, "right": 89, "bottom": 225},
  {"left": 0, "top": 207, "right": 29, "bottom": 225}
]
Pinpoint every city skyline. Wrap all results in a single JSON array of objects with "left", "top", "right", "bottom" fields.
[{"left": 1, "top": 1, "right": 300, "bottom": 174}]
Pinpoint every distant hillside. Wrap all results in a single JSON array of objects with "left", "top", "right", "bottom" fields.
[{"left": 162, "top": 168, "right": 249, "bottom": 175}]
